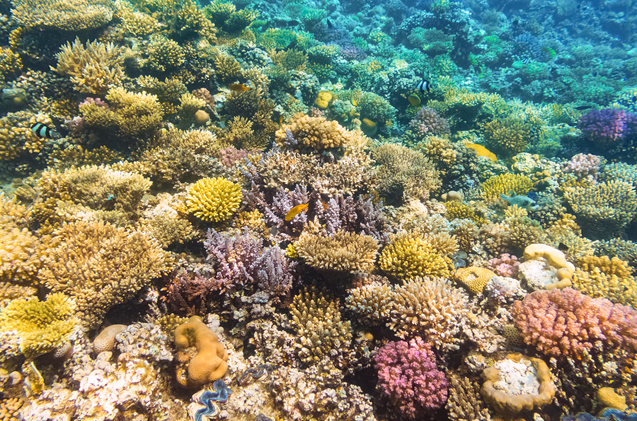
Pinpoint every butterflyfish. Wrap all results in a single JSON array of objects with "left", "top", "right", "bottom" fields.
[{"left": 285, "top": 203, "right": 309, "bottom": 221}]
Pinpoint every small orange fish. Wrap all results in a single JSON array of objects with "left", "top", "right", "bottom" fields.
[
  {"left": 285, "top": 203, "right": 309, "bottom": 221},
  {"left": 279, "top": 115, "right": 284, "bottom": 124},
  {"left": 229, "top": 83, "right": 250, "bottom": 92}
]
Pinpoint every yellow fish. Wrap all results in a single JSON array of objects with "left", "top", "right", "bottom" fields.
[
  {"left": 352, "top": 97, "right": 358, "bottom": 106},
  {"left": 285, "top": 203, "right": 309, "bottom": 221},
  {"left": 229, "top": 83, "right": 250, "bottom": 92}
]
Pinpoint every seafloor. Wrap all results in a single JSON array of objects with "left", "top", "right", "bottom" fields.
[{"left": 0, "top": 0, "right": 636, "bottom": 420}]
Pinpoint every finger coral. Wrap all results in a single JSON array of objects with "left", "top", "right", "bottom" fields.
[
  {"left": 511, "top": 288, "right": 637, "bottom": 359},
  {"left": 53, "top": 38, "right": 125, "bottom": 95},
  {"left": 186, "top": 177, "right": 243, "bottom": 223},
  {"left": 290, "top": 287, "right": 352, "bottom": 368},
  {"left": 295, "top": 230, "right": 379, "bottom": 272},
  {"left": 39, "top": 220, "right": 169, "bottom": 330},
  {"left": 481, "top": 173, "right": 534, "bottom": 201},
  {"left": 379, "top": 234, "right": 452, "bottom": 281},
  {"left": 0, "top": 292, "right": 77, "bottom": 359},
  {"left": 374, "top": 336, "right": 448, "bottom": 419},
  {"left": 389, "top": 277, "right": 470, "bottom": 351}
]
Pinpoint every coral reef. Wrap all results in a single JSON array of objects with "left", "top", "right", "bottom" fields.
[
  {"left": 186, "top": 177, "right": 243, "bottom": 223},
  {"left": 295, "top": 230, "right": 379, "bottom": 272}
]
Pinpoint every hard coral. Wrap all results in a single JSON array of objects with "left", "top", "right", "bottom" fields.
[
  {"left": 374, "top": 337, "right": 448, "bottom": 420},
  {"left": 12, "top": 0, "right": 115, "bottom": 31},
  {"left": 482, "top": 116, "right": 540, "bottom": 158},
  {"left": 578, "top": 108, "right": 637, "bottom": 153},
  {"left": 186, "top": 177, "right": 242, "bottom": 223},
  {"left": 295, "top": 230, "right": 379, "bottom": 272},
  {"left": 379, "top": 234, "right": 452, "bottom": 281},
  {"left": 39, "top": 220, "right": 169, "bottom": 330},
  {"left": 275, "top": 113, "right": 361, "bottom": 151},
  {"left": 511, "top": 288, "right": 637, "bottom": 359},
  {"left": 175, "top": 316, "right": 228, "bottom": 389},
  {"left": 481, "top": 173, "right": 533, "bottom": 201},
  {"left": 0, "top": 112, "right": 53, "bottom": 161},
  {"left": 455, "top": 266, "right": 496, "bottom": 295}
]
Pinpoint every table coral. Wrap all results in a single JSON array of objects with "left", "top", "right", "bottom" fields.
[
  {"left": 11, "top": 0, "right": 115, "bottom": 31},
  {"left": 39, "top": 219, "right": 169, "bottom": 330},
  {"left": 374, "top": 336, "right": 448, "bottom": 419},
  {"left": 186, "top": 177, "right": 243, "bottom": 223},
  {"left": 0, "top": 292, "right": 77, "bottom": 359},
  {"left": 175, "top": 316, "right": 228, "bottom": 389},
  {"left": 295, "top": 230, "right": 379, "bottom": 272},
  {"left": 511, "top": 288, "right": 637, "bottom": 360}
]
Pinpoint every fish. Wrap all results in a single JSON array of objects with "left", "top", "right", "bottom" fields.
[
  {"left": 557, "top": 243, "right": 569, "bottom": 252},
  {"left": 284, "top": 203, "right": 309, "bottom": 221},
  {"left": 279, "top": 115, "right": 284, "bottom": 124},
  {"left": 522, "top": 57, "right": 531, "bottom": 65},
  {"left": 31, "top": 122, "right": 57, "bottom": 139},
  {"left": 351, "top": 97, "right": 357, "bottom": 106},
  {"left": 407, "top": 93, "right": 421, "bottom": 106},
  {"left": 573, "top": 105, "right": 593, "bottom": 111},
  {"left": 326, "top": 19, "right": 333, "bottom": 29},
  {"left": 228, "top": 83, "right": 250, "bottom": 92},
  {"left": 416, "top": 74, "right": 431, "bottom": 93}
]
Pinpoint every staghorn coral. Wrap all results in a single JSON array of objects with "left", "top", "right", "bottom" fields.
[
  {"left": 446, "top": 373, "right": 490, "bottom": 421},
  {"left": 186, "top": 177, "right": 243, "bottom": 223},
  {"left": 374, "top": 337, "right": 448, "bottom": 420},
  {"left": 388, "top": 277, "right": 470, "bottom": 352},
  {"left": 379, "top": 233, "right": 452, "bottom": 281},
  {"left": 12, "top": 0, "right": 115, "bottom": 31},
  {"left": 511, "top": 288, "right": 637, "bottom": 360},
  {"left": 0, "top": 292, "right": 77, "bottom": 359},
  {"left": 373, "top": 143, "right": 441, "bottom": 206},
  {"left": 481, "top": 173, "right": 534, "bottom": 201},
  {"left": 295, "top": 230, "right": 379, "bottom": 272},
  {"left": 38, "top": 220, "right": 169, "bottom": 330},
  {"left": 563, "top": 181, "right": 637, "bottom": 239},
  {"left": 53, "top": 38, "right": 124, "bottom": 95},
  {"left": 289, "top": 287, "right": 353, "bottom": 368}
]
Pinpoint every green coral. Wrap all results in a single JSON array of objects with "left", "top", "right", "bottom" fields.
[
  {"left": 0, "top": 293, "right": 77, "bottom": 359},
  {"left": 357, "top": 92, "right": 396, "bottom": 128},
  {"left": 482, "top": 116, "right": 542, "bottom": 158}
]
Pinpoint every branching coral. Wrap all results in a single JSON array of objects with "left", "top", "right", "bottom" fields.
[
  {"left": 0, "top": 293, "right": 77, "bottom": 359},
  {"left": 388, "top": 277, "right": 470, "bottom": 352},
  {"left": 379, "top": 234, "right": 452, "bottom": 281},
  {"left": 295, "top": 230, "right": 379, "bottom": 272},
  {"left": 373, "top": 143, "right": 441, "bottom": 205},
  {"left": 447, "top": 373, "right": 490, "bottom": 421},
  {"left": 53, "top": 38, "right": 125, "bottom": 95},
  {"left": 481, "top": 173, "right": 533, "bottom": 201},
  {"left": 482, "top": 116, "right": 541, "bottom": 158},
  {"left": 345, "top": 281, "right": 392, "bottom": 325},
  {"left": 0, "top": 112, "right": 53, "bottom": 161},
  {"left": 186, "top": 177, "right": 243, "bottom": 223},
  {"left": 563, "top": 180, "right": 637, "bottom": 239},
  {"left": 289, "top": 287, "right": 352, "bottom": 368},
  {"left": 374, "top": 337, "right": 448, "bottom": 420},
  {"left": 572, "top": 256, "right": 637, "bottom": 309},
  {"left": 511, "top": 288, "right": 637, "bottom": 360},
  {"left": 39, "top": 220, "right": 169, "bottom": 330},
  {"left": 275, "top": 113, "right": 364, "bottom": 151},
  {"left": 12, "top": 0, "right": 115, "bottom": 31}
]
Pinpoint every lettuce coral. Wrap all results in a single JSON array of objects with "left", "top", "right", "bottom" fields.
[{"left": 186, "top": 177, "right": 243, "bottom": 223}]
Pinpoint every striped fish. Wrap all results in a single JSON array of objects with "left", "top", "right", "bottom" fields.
[
  {"left": 416, "top": 74, "right": 431, "bottom": 93},
  {"left": 31, "top": 122, "right": 56, "bottom": 139}
]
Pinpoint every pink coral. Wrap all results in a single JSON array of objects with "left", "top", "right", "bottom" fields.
[
  {"left": 374, "top": 336, "right": 448, "bottom": 419},
  {"left": 220, "top": 146, "right": 253, "bottom": 167},
  {"left": 562, "top": 153, "right": 602, "bottom": 180},
  {"left": 511, "top": 288, "right": 637, "bottom": 359},
  {"left": 487, "top": 253, "right": 520, "bottom": 278}
]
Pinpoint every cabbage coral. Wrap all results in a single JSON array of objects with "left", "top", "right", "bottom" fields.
[{"left": 186, "top": 177, "right": 243, "bottom": 223}]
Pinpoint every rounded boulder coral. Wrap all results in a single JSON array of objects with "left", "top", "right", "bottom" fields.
[{"left": 186, "top": 177, "right": 243, "bottom": 222}]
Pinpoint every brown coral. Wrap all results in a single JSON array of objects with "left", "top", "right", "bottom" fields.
[
  {"left": 275, "top": 113, "right": 366, "bottom": 151},
  {"left": 295, "top": 230, "right": 379, "bottom": 272}
]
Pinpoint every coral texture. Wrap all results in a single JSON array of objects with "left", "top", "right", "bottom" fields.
[{"left": 186, "top": 177, "right": 243, "bottom": 222}]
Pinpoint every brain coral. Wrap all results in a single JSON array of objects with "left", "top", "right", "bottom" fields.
[
  {"left": 379, "top": 234, "right": 452, "bottom": 281},
  {"left": 186, "top": 177, "right": 243, "bottom": 223}
]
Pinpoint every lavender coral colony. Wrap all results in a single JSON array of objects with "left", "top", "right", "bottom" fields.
[{"left": 4, "top": 0, "right": 637, "bottom": 420}]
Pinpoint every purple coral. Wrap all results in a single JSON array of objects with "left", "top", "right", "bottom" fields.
[
  {"left": 578, "top": 108, "right": 637, "bottom": 149},
  {"left": 409, "top": 107, "right": 450, "bottom": 137},
  {"left": 374, "top": 336, "right": 448, "bottom": 419},
  {"left": 487, "top": 253, "right": 520, "bottom": 278},
  {"left": 511, "top": 288, "right": 637, "bottom": 359}
]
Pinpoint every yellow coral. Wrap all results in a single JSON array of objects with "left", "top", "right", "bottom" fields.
[
  {"left": 53, "top": 37, "right": 124, "bottom": 95},
  {"left": 0, "top": 47, "right": 22, "bottom": 83},
  {"left": 0, "top": 112, "right": 53, "bottom": 161},
  {"left": 572, "top": 256, "right": 637, "bottom": 308},
  {"left": 481, "top": 173, "right": 533, "bottom": 201},
  {"left": 12, "top": 0, "right": 115, "bottom": 31},
  {"left": 379, "top": 234, "right": 452, "bottom": 281},
  {"left": 0, "top": 293, "right": 77, "bottom": 359},
  {"left": 443, "top": 201, "right": 486, "bottom": 226},
  {"left": 275, "top": 113, "right": 366, "bottom": 151},
  {"left": 455, "top": 266, "right": 496, "bottom": 294},
  {"left": 186, "top": 177, "right": 242, "bottom": 222},
  {"left": 295, "top": 230, "right": 379, "bottom": 272}
]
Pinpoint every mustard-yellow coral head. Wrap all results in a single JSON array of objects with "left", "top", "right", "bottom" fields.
[{"left": 186, "top": 177, "right": 242, "bottom": 222}]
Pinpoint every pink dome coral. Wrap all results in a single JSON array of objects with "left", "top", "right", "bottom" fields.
[
  {"left": 511, "top": 288, "right": 637, "bottom": 359},
  {"left": 374, "top": 336, "right": 448, "bottom": 419}
]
